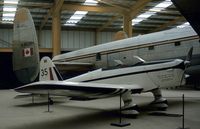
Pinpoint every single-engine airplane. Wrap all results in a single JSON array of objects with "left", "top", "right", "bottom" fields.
[{"left": 15, "top": 46, "right": 192, "bottom": 115}]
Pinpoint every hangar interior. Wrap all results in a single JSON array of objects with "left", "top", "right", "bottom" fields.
[
  {"left": 0, "top": 0, "right": 200, "bottom": 129},
  {"left": 0, "top": 0, "right": 200, "bottom": 88}
]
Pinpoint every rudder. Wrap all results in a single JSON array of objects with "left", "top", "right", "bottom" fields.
[{"left": 39, "top": 56, "right": 63, "bottom": 81}]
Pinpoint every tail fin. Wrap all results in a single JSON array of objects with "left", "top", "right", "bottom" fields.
[{"left": 39, "top": 56, "right": 63, "bottom": 81}]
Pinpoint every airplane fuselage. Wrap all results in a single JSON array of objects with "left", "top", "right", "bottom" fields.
[{"left": 66, "top": 59, "right": 185, "bottom": 93}]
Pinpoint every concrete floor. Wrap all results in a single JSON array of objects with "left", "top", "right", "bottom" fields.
[{"left": 0, "top": 88, "right": 200, "bottom": 129}]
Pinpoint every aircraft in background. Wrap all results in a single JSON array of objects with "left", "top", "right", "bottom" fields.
[
  {"left": 12, "top": 8, "right": 39, "bottom": 83},
  {"left": 52, "top": 26, "right": 199, "bottom": 75}
]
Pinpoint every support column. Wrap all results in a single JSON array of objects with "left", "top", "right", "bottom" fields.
[
  {"left": 123, "top": 15, "right": 132, "bottom": 38},
  {"left": 52, "top": 12, "right": 61, "bottom": 57}
]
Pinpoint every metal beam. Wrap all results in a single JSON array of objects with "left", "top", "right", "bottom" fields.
[
  {"left": 129, "top": 0, "right": 152, "bottom": 18},
  {"left": 97, "top": 15, "right": 122, "bottom": 31},
  {"left": 123, "top": 15, "right": 132, "bottom": 37},
  {"left": 0, "top": 48, "right": 52, "bottom": 53},
  {"left": 96, "top": 0, "right": 129, "bottom": 12},
  {"left": 52, "top": 12, "right": 61, "bottom": 57},
  {"left": 39, "top": 7, "right": 53, "bottom": 30},
  {"left": 53, "top": 0, "right": 64, "bottom": 16},
  {"left": 0, "top": 2, "right": 52, "bottom": 8},
  {"left": 151, "top": 16, "right": 185, "bottom": 32},
  {"left": 51, "top": 0, "right": 63, "bottom": 57},
  {"left": 39, "top": 0, "right": 64, "bottom": 30},
  {"left": 97, "top": 0, "right": 152, "bottom": 32}
]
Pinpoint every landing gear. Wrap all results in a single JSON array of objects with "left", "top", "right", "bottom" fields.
[
  {"left": 46, "top": 92, "right": 53, "bottom": 112},
  {"left": 150, "top": 88, "right": 168, "bottom": 110},
  {"left": 48, "top": 97, "right": 54, "bottom": 105},
  {"left": 121, "top": 91, "right": 139, "bottom": 117}
]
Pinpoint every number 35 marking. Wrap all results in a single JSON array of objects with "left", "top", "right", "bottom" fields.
[{"left": 41, "top": 68, "right": 48, "bottom": 76}]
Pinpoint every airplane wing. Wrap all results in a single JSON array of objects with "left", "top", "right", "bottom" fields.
[
  {"left": 53, "top": 61, "right": 94, "bottom": 73},
  {"left": 14, "top": 81, "right": 143, "bottom": 100}
]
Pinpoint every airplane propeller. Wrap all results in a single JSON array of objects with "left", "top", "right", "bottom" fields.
[{"left": 180, "top": 47, "right": 193, "bottom": 86}]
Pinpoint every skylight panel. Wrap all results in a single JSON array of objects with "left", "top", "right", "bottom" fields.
[
  {"left": 149, "top": 0, "right": 172, "bottom": 12},
  {"left": 132, "top": 0, "right": 173, "bottom": 26},
  {"left": 3, "top": 7, "right": 17, "bottom": 12},
  {"left": 4, "top": 0, "right": 18, "bottom": 4},
  {"left": 65, "top": 0, "right": 98, "bottom": 26},
  {"left": 64, "top": 23, "right": 76, "bottom": 26},
  {"left": 132, "top": 19, "right": 143, "bottom": 23},
  {"left": 66, "top": 11, "right": 88, "bottom": 24},
  {"left": 154, "top": 1, "right": 172, "bottom": 8},
  {"left": 3, "top": 13, "right": 15, "bottom": 17},
  {"left": 2, "top": 0, "right": 19, "bottom": 23},
  {"left": 137, "top": 12, "right": 156, "bottom": 18},
  {"left": 74, "top": 11, "right": 88, "bottom": 15}
]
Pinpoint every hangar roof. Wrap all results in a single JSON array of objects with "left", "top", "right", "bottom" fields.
[{"left": 0, "top": 0, "right": 188, "bottom": 34}]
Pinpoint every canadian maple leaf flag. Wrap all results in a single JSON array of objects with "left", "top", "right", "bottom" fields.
[{"left": 23, "top": 48, "right": 33, "bottom": 57}]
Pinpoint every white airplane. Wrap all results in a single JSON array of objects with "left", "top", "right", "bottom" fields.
[
  {"left": 52, "top": 26, "right": 198, "bottom": 74},
  {"left": 15, "top": 46, "right": 192, "bottom": 115}
]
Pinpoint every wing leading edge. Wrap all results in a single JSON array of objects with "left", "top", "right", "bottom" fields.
[{"left": 14, "top": 81, "right": 143, "bottom": 99}]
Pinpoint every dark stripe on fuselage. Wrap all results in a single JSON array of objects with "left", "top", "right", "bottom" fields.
[{"left": 83, "top": 61, "right": 185, "bottom": 82}]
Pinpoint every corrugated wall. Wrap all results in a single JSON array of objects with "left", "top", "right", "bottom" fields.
[
  {"left": 97, "top": 31, "right": 115, "bottom": 44},
  {"left": 61, "top": 30, "right": 95, "bottom": 50},
  {"left": 0, "top": 29, "right": 115, "bottom": 50},
  {"left": 0, "top": 29, "right": 13, "bottom": 47}
]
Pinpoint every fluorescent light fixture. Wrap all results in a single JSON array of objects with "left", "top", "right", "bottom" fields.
[{"left": 132, "top": 0, "right": 172, "bottom": 26}]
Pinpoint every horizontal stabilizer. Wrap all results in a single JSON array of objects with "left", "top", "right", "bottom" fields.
[{"left": 14, "top": 93, "right": 33, "bottom": 99}]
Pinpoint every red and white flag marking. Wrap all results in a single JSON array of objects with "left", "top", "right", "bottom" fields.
[{"left": 23, "top": 48, "right": 33, "bottom": 57}]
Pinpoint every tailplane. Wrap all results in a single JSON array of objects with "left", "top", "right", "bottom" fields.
[{"left": 39, "top": 56, "right": 63, "bottom": 81}]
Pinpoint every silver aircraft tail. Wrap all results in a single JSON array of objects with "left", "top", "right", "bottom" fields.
[
  {"left": 12, "top": 8, "right": 39, "bottom": 83},
  {"left": 39, "top": 56, "right": 63, "bottom": 81}
]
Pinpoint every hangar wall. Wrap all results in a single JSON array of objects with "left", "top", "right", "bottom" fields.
[
  {"left": 0, "top": 29, "right": 115, "bottom": 50},
  {"left": 0, "top": 29, "right": 13, "bottom": 47}
]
